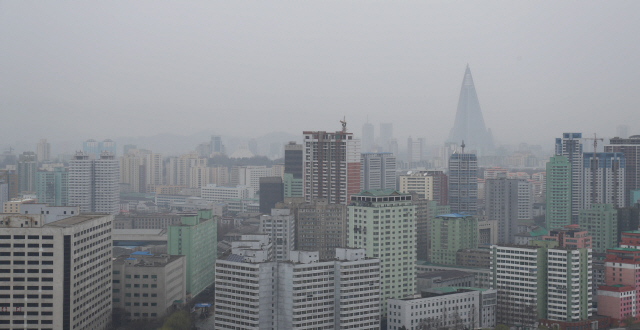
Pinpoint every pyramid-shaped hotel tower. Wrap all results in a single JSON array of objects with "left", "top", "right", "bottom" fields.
[{"left": 448, "top": 65, "right": 494, "bottom": 154}]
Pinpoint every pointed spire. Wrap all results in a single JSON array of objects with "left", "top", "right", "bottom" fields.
[{"left": 448, "top": 66, "right": 494, "bottom": 154}]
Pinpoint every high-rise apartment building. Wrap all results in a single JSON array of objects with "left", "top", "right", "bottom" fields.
[
  {"left": 491, "top": 242, "right": 592, "bottom": 328},
  {"left": 485, "top": 174, "right": 533, "bottom": 244},
  {"left": 399, "top": 170, "right": 448, "bottom": 205},
  {"left": 448, "top": 151, "right": 478, "bottom": 214},
  {"left": 167, "top": 210, "right": 217, "bottom": 297},
  {"left": 144, "top": 152, "right": 164, "bottom": 187},
  {"left": 36, "top": 167, "right": 69, "bottom": 206},
  {"left": 429, "top": 213, "right": 478, "bottom": 265},
  {"left": 362, "top": 122, "right": 375, "bottom": 153},
  {"left": 17, "top": 151, "right": 37, "bottom": 193},
  {"left": 258, "top": 177, "right": 283, "bottom": 214},
  {"left": 188, "top": 165, "right": 210, "bottom": 189},
  {"left": 546, "top": 155, "right": 572, "bottom": 230},
  {"left": 555, "top": 133, "right": 584, "bottom": 223},
  {"left": 0, "top": 213, "right": 113, "bottom": 330},
  {"left": 303, "top": 125, "right": 361, "bottom": 205},
  {"left": 119, "top": 153, "right": 144, "bottom": 193},
  {"left": 83, "top": 139, "right": 117, "bottom": 159},
  {"left": 379, "top": 123, "right": 393, "bottom": 152},
  {"left": 276, "top": 198, "right": 347, "bottom": 260},
  {"left": 0, "top": 170, "right": 18, "bottom": 200},
  {"left": 387, "top": 138, "right": 399, "bottom": 158},
  {"left": 167, "top": 153, "right": 206, "bottom": 186},
  {"left": 399, "top": 172, "right": 433, "bottom": 200},
  {"left": 605, "top": 135, "right": 640, "bottom": 207},
  {"left": 424, "top": 170, "right": 448, "bottom": 205},
  {"left": 69, "top": 151, "right": 119, "bottom": 214},
  {"left": 583, "top": 152, "right": 626, "bottom": 209},
  {"left": 578, "top": 203, "right": 618, "bottom": 253},
  {"left": 259, "top": 208, "right": 295, "bottom": 260},
  {"left": 414, "top": 196, "right": 450, "bottom": 261},
  {"left": 407, "top": 136, "right": 424, "bottom": 165},
  {"left": 211, "top": 135, "right": 224, "bottom": 155},
  {"left": 361, "top": 152, "right": 396, "bottom": 191},
  {"left": 347, "top": 189, "right": 416, "bottom": 314},
  {"left": 215, "top": 238, "right": 381, "bottom": 330},
  {"left": 284, "top": 141, "right": 303, "bottom": 178},
  {"left": 36, "top": 138, "right": 51, "bottom": 162}
]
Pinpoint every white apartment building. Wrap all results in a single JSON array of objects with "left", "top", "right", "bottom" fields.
[
  {"left": 215, "top": 235, "right": 380, "bottom": 330},
  {"left": 582, "top": 152, "right": 626, "bottom": 209},
  {"left": 231, "top": 166, "right": 270, "bottom": 193},
  {"left": 189, "top": 166, "right": 210, "bottom": 189},
  {"left": 69, "top": 151, "right": 119, "bottom": 214},
  {"left": 398, "top": 173, "right": 434, "bottom": 200},
  {"left": 259, "top": 208, "right": 295, "bottom": 260},
  {"left": 491, "top": 244, "right": 593, "bottom": 326},
  {"left": 201, "top": 184, "right": 253, "bottom": 202},
  {"left": 387, "top": 287, "right": 497, "bottom": 330},
  {"left": 361, "top": 152, "right": 397, "bottom": 191},
  {"left": 167, "top": 153, "right": 206, "bottom": 186},
  {"left": 0, "top": 213, "right": 113, "bottom": 330}
]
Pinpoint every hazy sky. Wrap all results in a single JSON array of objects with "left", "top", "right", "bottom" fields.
[{"left": 2, "top": 1, "right": 639, "bottom": 148}]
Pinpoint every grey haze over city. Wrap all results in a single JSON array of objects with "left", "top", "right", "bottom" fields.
[{"left": 2, "top": 1, "right": 640, "bottom": 154}]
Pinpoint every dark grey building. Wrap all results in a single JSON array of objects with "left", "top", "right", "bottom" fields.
[
  {"left": 259, "top": 176, "right": 283, "bottom": 214},
  {"left": 17, "top": 151, "right": 37, "bottom": 193},
  {"left": 448, "top": 151, "right": 478, "bottom": 215},
  {"left": 284, "top": 141, "right": 303, "bottom": 179}
]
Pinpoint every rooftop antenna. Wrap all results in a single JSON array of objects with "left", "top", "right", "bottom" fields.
[
  {"left": 340, "top": 116, "right": 347, "bottom": 133},
  {"left": 461, "top": 140, "right": 465, "bottom": 154},
  {"left": 584, "top": 133, "right": 604, "bottom": 204}
]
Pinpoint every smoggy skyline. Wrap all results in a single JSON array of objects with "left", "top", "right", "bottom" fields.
[{"left": 2, "top": 2, "right": 639, "bottom": 150}]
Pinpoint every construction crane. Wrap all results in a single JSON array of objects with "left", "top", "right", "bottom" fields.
[{"left": 584, "top": 133, "right": 604, "bottom": 204}]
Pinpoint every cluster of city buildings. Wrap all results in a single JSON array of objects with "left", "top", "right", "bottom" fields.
[{"left": 2, "top": 66, "right": 640, "bottom": 330}]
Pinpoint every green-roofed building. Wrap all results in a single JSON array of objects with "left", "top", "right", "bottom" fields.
[
  {"left": 579, "top": 204, "right": 618, "bottom": 253},
  {"left": 546, "top": 155, "right": 572, "bottom": 230},
  {"left": 347, "top": 189, "right": 416, "bottom": 315},
  {"left": 429, "top": 213, "right": 478, "bottom": 265},
  {"left": 167, "top": 209, "right": 217, "bottom": 297}
]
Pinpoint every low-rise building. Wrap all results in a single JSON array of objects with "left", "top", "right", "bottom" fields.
[
  {"left": 416, "top": 270, "right": 475, "bottom": 292},
  {"left": 387, "top": 287, "right": 497, "bottom": 330},
  {"left": 456, "top": 248, "right": 491, "bottom": 268},
  {"left": 18, "top": 203, "right": 78, "bottom": 223},
  {"left": 112, "top": 251, "right": 186, "bottom": 319},
  {"left": 114, "top": 213, "right": 182, "bottom": 230},
  {"left": 416, "top": 261, "right": 492, "bottom": 289},
  {"left": 2, "top": 198, "right": 36, "bottom": 213}
]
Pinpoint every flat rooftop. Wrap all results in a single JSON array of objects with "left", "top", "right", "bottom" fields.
[
  {"left": 44, "top": 214, "right": 109, "bottom": 227},
  {"left": 418, "top": 270, "right": 473, "bottom": 280}
]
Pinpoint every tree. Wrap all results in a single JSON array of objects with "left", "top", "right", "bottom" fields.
[
  {"left": 157, "top": 311, "right": 191, "bottom": 330},
  {"left": 495, "top": 325, "right": 510, "bottom": 330}
]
